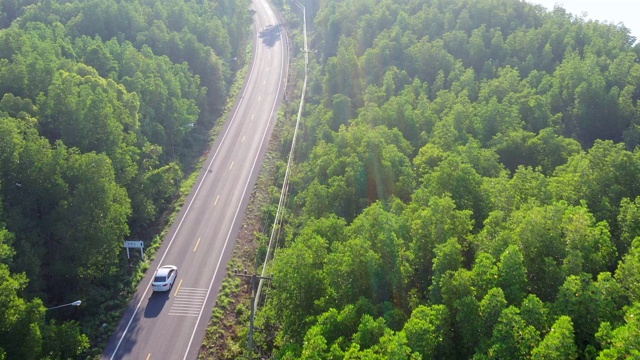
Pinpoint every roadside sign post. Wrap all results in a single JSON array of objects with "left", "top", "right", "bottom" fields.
[{"left": 124, "top": 240, "right": 144, "bottom": 260}]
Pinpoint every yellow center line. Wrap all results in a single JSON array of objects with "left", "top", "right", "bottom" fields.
[
  {"left": 230, "top": 161, "right": 234, "bottom": 170},
  {"left": 146, "top": 353, "right": 151, "bottom": 360},
  {"left": 174, "top": 279, "right": 183, "bottom": 297},
  {"left": 193, "top": 237, "right": 201, "bottom": 252},
  {"left": 214, "top": 195, "right": 220, "bottom": 206}
]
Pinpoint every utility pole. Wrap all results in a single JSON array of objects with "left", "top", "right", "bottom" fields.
[{"left": 234, "top": 269, "right": 272, "bottom": 359}]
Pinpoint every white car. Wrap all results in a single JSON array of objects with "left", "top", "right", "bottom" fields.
[{"left": 151, "top": 265, "right": 177, "bottom": 292}]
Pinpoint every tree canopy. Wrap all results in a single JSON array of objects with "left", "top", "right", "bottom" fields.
[
  {"left": 258, "top": 0, "right": 640, "bottom": 358},
  {"left": 0, "top": 0, "right": 251, "bottom": 356}
]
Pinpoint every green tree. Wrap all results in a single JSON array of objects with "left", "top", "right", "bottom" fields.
[
  {"left": 526, "top": 128, "right": 581, "bottom": 175},
  {"left": 38, "top": 69, "right": 141, "bottom": 185},
  {"left": 269, "top": 234, "right": 328, "bottom": 342},
  {"left": 597, "top": 302, "right": 640, "bottom": 359},
  {"left": 477, "top": 287, "right": 508, "bottom": 353},
  {"left": 352, "top": 315, "right": 387, "bottom": 350},
  {"left": 531, "top": 316, "right": 578, "bottom": 360},
  {"left": 475, "top": 96, "right": 522, "bottom": 145},
  {"left": 490, "top": 129, "right": 538, "bottom": 173},
  {"left": 0, "top": 266, "right": 44, "bottom": 360},
  {"left": 615, "top": 237, "right": 640, "bottom": 303},
  {"left": 298, "top": 215, "right": 347, "bottom": 248},
  {"left": 489, "top": 203, "right": 567, "bottom": 301},
  {"left": 402, "top": 304, "right": 451, "bottom": 359},
  {"left": 39, "top": 69, "right": 136, "bottom": 139},
  {"left": 561, "top": 205, "right": 617, "bottom": 276},
  {"left": 413, "top": 144, "right": 447, "bottom": 180},
  {"left": 497, "top": 245, "right": 528, "bottom": 305},
  {"left": 406, "top": 195, "right": 472, "bottom": 296},
  {"left": 617, "top": 197, "right": 640, "bottom": 256},
  {"left": 0, "top": 220, "right": 89, "bottom": 359},
  {"left": 300, "top": 325, "right": 327, "bottom": 359},
  {"left": 0, "top": 24, "right": 62, "bottom": 100},
  {"left": 554, "top": 273, "right": 624, "bottom": 351},
  {"left": 299, "top": 298, "right": 377, "bottom": 356},
  {"left": 0, "top": 93, "right": 36, "bottom": 118},
  {"left": 298, "top": 124, "right": 414, "bottom": 220},
  {"left": 453, "top": 295, "right": 481, "bottom": 358},
  {"left": 482, "top": 166, "right": 552, "bottom": 216},
  {"left": 471, "top": 253, "right": 498, "bottom": 300},
  {"left": 486, "top": 306, "right": 540, "bottom": 359},
  {"left": 262, "top": 0, "right": 640, "bottom": 357},
  {"left": 429, "top": 238, "right": 464, "bottom": 303},
  {"left": 40, "top": 320, "right": 90, "bottom": 360},
  {"left": 520, "top": 294, "right": 549, "bottom": 335},
  {"left": 417, "top": 153, "right": 486, "bottom": 227},
  {"left": 324, "top": 236, "right": 379, "bottom": 309},
  {"left": 48, "top": 146, "right": 132, "bottom": 299},
  {"left": 323, "top": 37, "right": 362, "bottom": 109},
  {"left": 551, "top": 141, "right": 640, "bottom": 238},
  {"left": 346, "top": 203, "right": 408, "bottom": 307}
]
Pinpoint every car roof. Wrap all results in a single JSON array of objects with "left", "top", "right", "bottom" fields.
[{"left": 156, "top": 265, "right": 176, "bottom": 276}]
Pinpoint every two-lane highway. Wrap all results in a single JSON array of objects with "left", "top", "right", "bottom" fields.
[{"left": 102, "top": 0, "right": 288, "bottom": 358}]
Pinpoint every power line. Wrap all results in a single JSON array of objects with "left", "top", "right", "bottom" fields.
[{"left": 255, "top": 0, "right": 309, "bottom": 315}]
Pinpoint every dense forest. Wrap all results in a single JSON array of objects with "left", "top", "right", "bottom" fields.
[
  {"left": 0, "top": 0, "right": 251, "bottom": 358},
  {"left": 255, "top": 0, "right": 640, "bottom": 359}
]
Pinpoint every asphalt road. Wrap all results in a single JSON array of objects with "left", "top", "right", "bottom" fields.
[{"left": 101, "top": 0, "right": 288, "bottom": 358}]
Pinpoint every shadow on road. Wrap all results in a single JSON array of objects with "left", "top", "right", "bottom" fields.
[
  {"left": 144, "top": 291, "right": 170, "bottom": 318},
  {"left": 104, "top": 303, "right": 144, "bottom": 358},
  {"left": 259, "top": 24, "right": 281, "bottom": 48}
]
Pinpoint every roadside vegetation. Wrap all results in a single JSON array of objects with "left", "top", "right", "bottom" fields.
[
  {"left": 246, "top": 0, "right": 640, "bottom": 358},
  {"left": 0, "top": 0, "right": 251, "bottom": 358},
  {"left": 4, "top": 0, "right": 640, "bottom": 358}
]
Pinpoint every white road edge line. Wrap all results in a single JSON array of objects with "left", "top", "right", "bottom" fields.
[
  {"left": 182, "top": 0, "right": 287, "bottom": 358},
  {"left": 107, "top": 0, "right": 266, "bottom": 357}
]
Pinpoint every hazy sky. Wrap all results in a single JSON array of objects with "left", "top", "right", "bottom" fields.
[{"left": 527, "top": 0, "right": 640, "bottom": 41}]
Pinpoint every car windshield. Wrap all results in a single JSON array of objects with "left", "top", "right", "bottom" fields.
[{"left": 154, "top": 275, "right": 166, "bottom": 282}]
